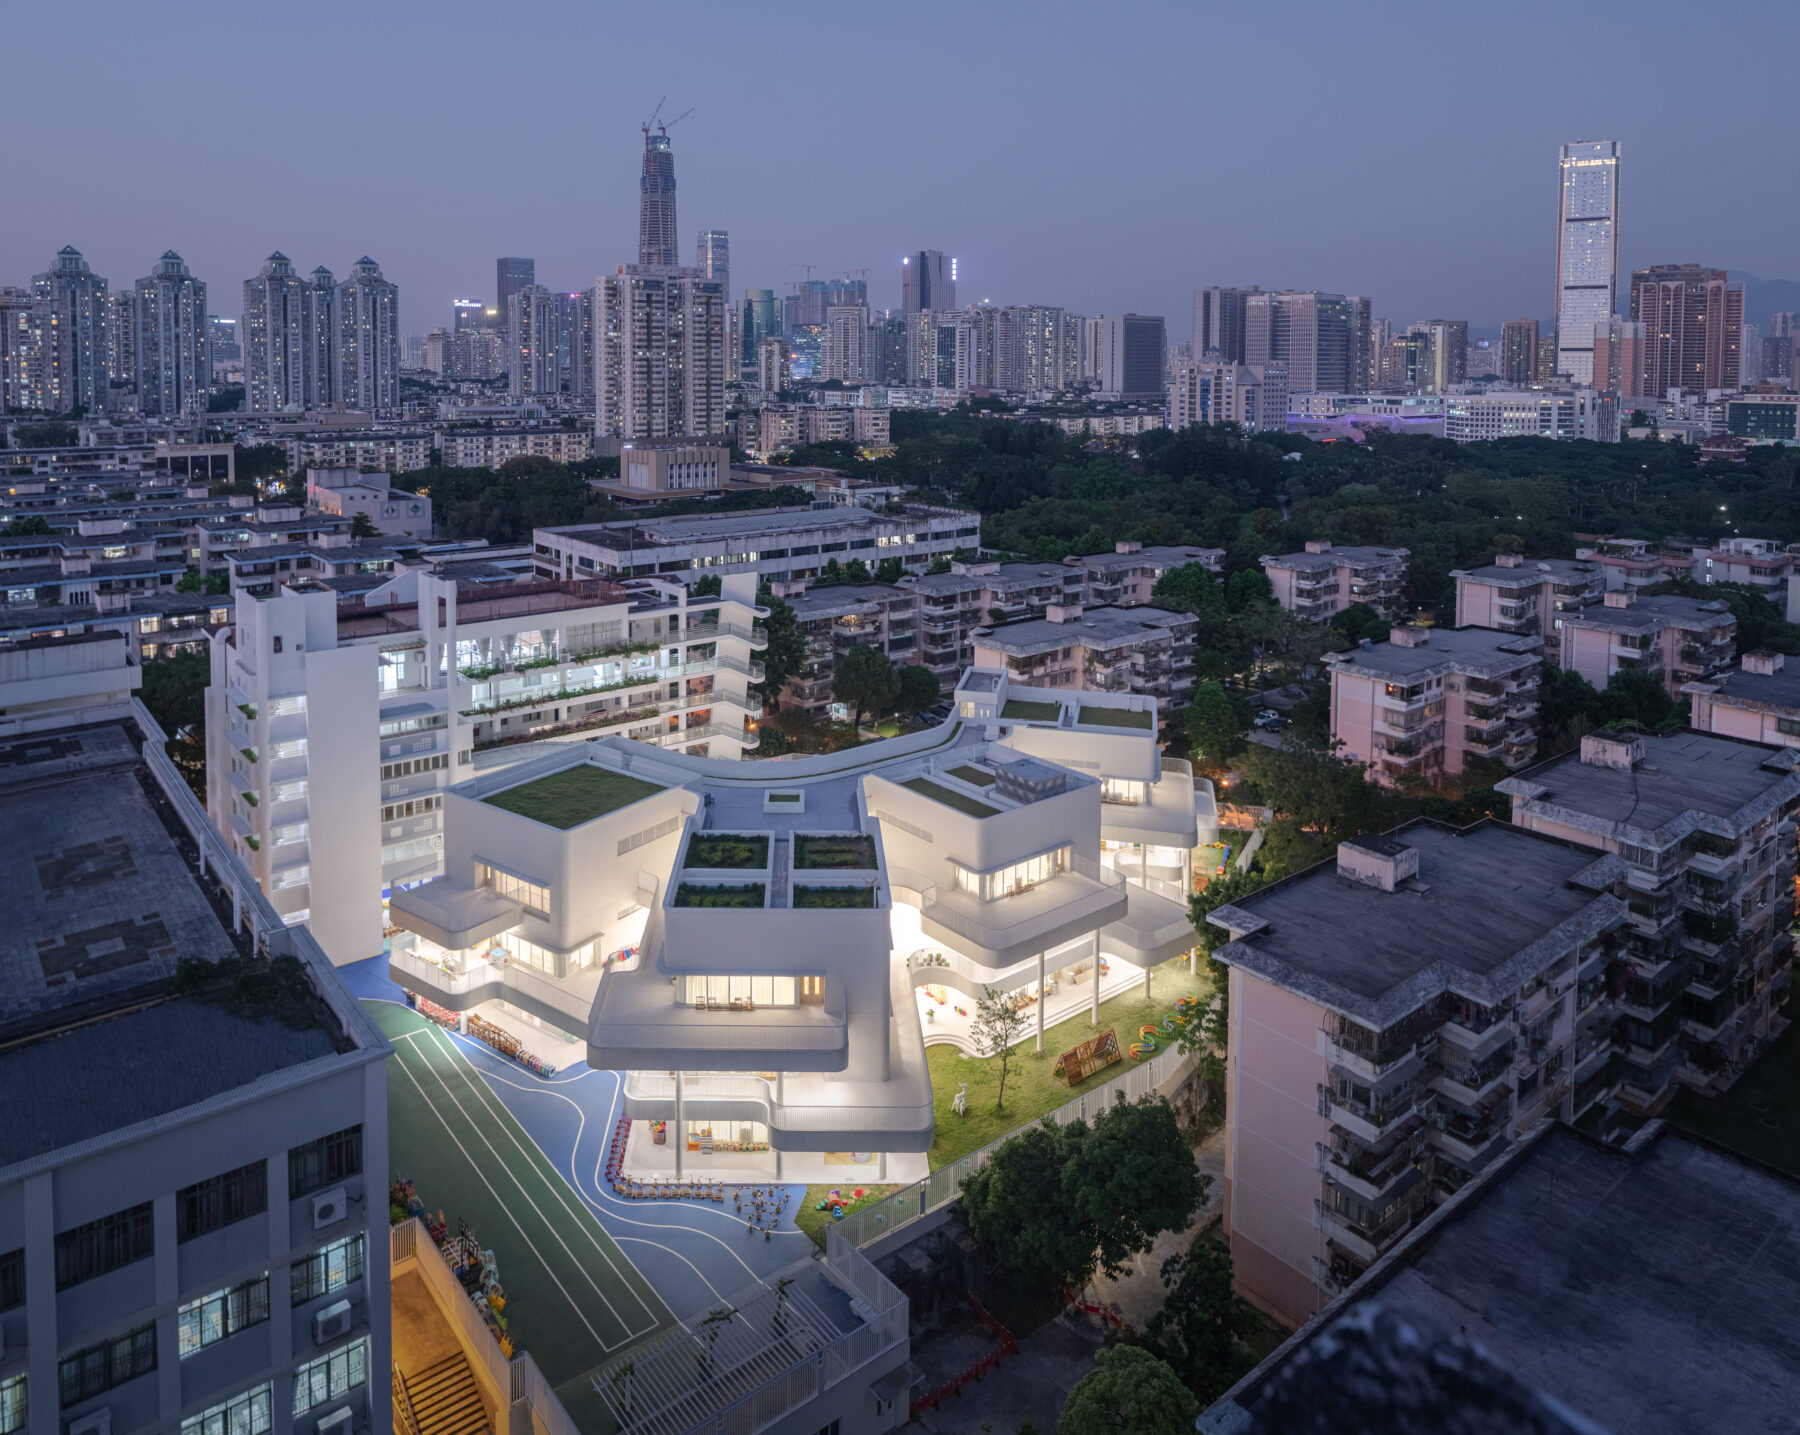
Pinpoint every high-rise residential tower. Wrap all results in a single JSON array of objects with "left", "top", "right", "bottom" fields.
[
  {"left": 243, "top": 252, "right": 307, "bottom": 412},
  {"left": 509, "top": 284, "right": 563, "bottom": 397},
  {"left": 338, "top": 257, "right": 399, "bottom": 413},
  {"left": 638, "top": 129, "right": 679, "bottom": 268},
  {"left": 1193, "top": 286, "right": 1258, "bottom": 363},
  {"left": 496, "top": 257, "right": 534, "bottom": 325},
  {"left": 901, "top": 251, "right": 954, "bottom": 315},
  {"left": 106, "top": 288, "right": 135, "bottom": 391},
  {"left": 134, "top": 251, "right": 208, "bottom": 417},
  {"left": 1410, "top": 319, "right": 1469, "bottom": 392},
  {"left": 595, "top": 266, "right": 726, "bottom": 438},
  {"left": 1500, "top": 318, "right": 1540, "bottom": 385},
  {"left": 1553, "top": 139, "right": 1622, "bottom": 385},
  {"left": 29, "top": 245, "right": 110, "bottom": 414},
  {"left": 305, "top": 266, "right": 340, "bottom": 406},
  {"left": 1629, "top": 264, "right": 1743, "bottom": 397},
  {"left": 1082, "top": 314, "right": 1166, "bottom": 399},
  {"left": 822, "top": 304, "right": 870, "bottom": 384}
]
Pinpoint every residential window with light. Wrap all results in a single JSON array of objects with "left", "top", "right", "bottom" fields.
[
  {"left": 293, "top": 1339, "right": 367, "bottom": 1415},
  {"left": 181, "top": 1383, "right": 271, "bottom": 1435},
  {"left": 291, "top": 1235, "right": 365, "bottom": 1306},
  {"left": 177, "top": 1276, "right": 270, "bottom": 1357},
  {"left": 0, "top": 1374, "right": 24, "bottom": 1435}
]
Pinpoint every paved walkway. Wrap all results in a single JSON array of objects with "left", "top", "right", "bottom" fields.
[{"left": 1080, "top": 1124, "right": 1228, "bottom": 1329}]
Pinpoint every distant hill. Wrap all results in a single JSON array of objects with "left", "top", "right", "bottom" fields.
[{"left": 1730, "top": 272, "right": 1800, "bottom": 328}]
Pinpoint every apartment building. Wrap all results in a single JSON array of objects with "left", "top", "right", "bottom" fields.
[
  {"left": 0, "top": 693, "right": 390, "bottom": 1435},
  {"left": 971, "top": 603, "right": 1197, "bottom": 715},
  {"left": 734, "top": 405, "right": 891, "bottom": 460},
  {"left": 1699, "top": 536, "right": 1794, "bottom": 592},
  {"left": 1206, "top": 821, "right": 1632, "bottom": 1325},
  {"left": 1324, "top": 626, "right": 1542, "bottom": 784},
  {"left": 1499, "top": 730, "right": 1799, "bottom": 1112},
  {"left": 304, "top": 469, "right": 430, "bottom": 539},
  {"left": 603, "top": 440, "right": 728, "bottom": 496},
  {"left": 204, "top": 570, "right": 766, "bottom": 964},
  {"left": 1206, "top": 1124, "right": 1800, "bottom": 1435},
  {"left": 1565, "top": 537, "right": 1692, "bottom": 595},
  {"left": 283, "top": 432, "right": 434, "bottom": 475},
  {"left": 782, "top": 582, "right": 923, "bottom": 716},
  {"left": 1061, "top": 542, "right": 1224, "bottom": 607},
  {"left": 534, "top": 506, "right": 979, "bottom": 588},
  {"left": 1560, "top": 589, "right": 1736, "bottom": 696},
  {"left": 435, "top": 428, "right": 593, "bottom": 470},
  {"left": 384, "top": 667, "right": 1204, "bottom": 1184},
  {"left": 1686, "top": 650, "right": 1800, "bottom": 748},
  {"left": 1442, "top": 390, "right": 1617, "bottom": 443},
  {"left": 1261, "top": 541, "right": 1410, "bottom": 622},
  {"left": 1449, "top": 553, "right": 1605, "bottom": 665}
]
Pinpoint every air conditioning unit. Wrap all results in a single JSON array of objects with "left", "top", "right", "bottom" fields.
[
  {"left": 314, "top": 1408, "right": 354, "bottom": 1435},
  {"left": 69, "top": 1411, "right": 111, "bottom": 1435},
  {"left": 312, "top": 1187, "right": 348, "bottom": 1230},
  {"left": 313, "top": 1299, "right": 354, "bottom": 1345}
]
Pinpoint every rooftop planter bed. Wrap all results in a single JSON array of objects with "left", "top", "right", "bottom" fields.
[
  {"left": 1000, "top": 699, "right": 1062, "bottom": 722},
  {"left": 1079, "top": 705, "right": 1154, "bottom": 730},
  {"left": 946, "top": 764, "right": 997, "bottom": 788},
  {"left": 482, "top": 765, "right": 665, "bottom": 829},
  {"left": 684, "top": 834, "right": 770, "bottom": 869},
  {"left": 793, "top": 885, "right": 877, "bottom": 909},
  {"left": 794, "top": 834, "right": 877, "bottom": 870},
  {"left": 673, "top": 882, "right": 765, "bottom": 909},
  {"left": 903, "top": 777, "right": 999, "bottom": 819}
]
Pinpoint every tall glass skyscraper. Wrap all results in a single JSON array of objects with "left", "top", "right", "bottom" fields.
[
  {"left": 638, "top": 131, "right": 679, "bottom": 268},
  {"left": 1553, "top": 139, "right": 1621, "bottom": 386}
]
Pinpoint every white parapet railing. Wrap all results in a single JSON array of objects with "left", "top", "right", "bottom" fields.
[
  {"left": 391, "top": 1219, "right": 582, "bottom": 1435},
  {"left": 833, "top": 1042, "right": 1196, "bottom": 1251},
  {"left": 387, "top": 947, "right": 594, "bottom": 1025}
]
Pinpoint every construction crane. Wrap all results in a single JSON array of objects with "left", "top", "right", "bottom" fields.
[
  {"left": 661, "top": 107, "right": 694, "bottom": 132},
  {"left": 788, "top": 263, "right": 822, "bottom": 290},
  {"left": 642, "top": 99, "right": 694, "bottom": 137},
  {"left": 642, "top": 97, "right": 666, "bottom": 135},
  {"left": 842, "top": 268, "right": 869, "bottom": 282}
]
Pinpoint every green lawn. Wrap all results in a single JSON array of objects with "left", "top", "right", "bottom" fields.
[
  {"left": 1001, "top": 699, "right": 1064, "bottom": 722},
  {"left": 947, "top": 764, "right": 998, "bottom": 787},
  {"left": 1079, "top": 705, "right": 1154, "bottom": 730},
  {"left": 924, "top": 957, "right": 1208, "bottom": 1168},
  {"left": 796, "top": 1183, "right": 899, "bottom": 1247},
  {"left": 904, "top": 776, "right": 1000, "bottom": 818},
  {"left": 1668, "top": 1006, "right": 1800, "bottom": 1178},
  {"left": 482, "top": 764, "right": 664, "bottom": 829}
]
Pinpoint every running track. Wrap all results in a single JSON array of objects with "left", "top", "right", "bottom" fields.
[{"left": 347, "top": 958, "right": 811, "bottom": 1330}]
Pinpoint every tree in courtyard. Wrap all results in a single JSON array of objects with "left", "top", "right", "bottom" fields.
[
  {"left": 139, "top": 650, "right": 211, "bottom": 795},
  {"left": 1184, "top": 680, "right": 1240, "bottom": 771},
  {"left": 755, "top": 588, "right": 805, "bottom": 711},
  {"left": 893, "top": 663, "right": 941, "bottom": 718},
  {"left": 4, "top": 515, "right": 52, "bottom": 536},
  {"left": 1056, "top": 1345, "right": 1198, "bottom": 1435},
  {"left": 962, "top": 1097, "right": 1202, "bottom": 1292},
  {"left": 349, "top": 511, "right": 380, "bottom": 539},
  {"left": 833, "top": 643, "right": 897, "bottom": 731},
  {"left": 969, "top": 983, "right": 1030, "bottom": 1112},
  {"left": 1136, "top": 1241, "right": 1253, "bottom": 1404},
  {"left": 691, "top": 573, "right": 722, "bottom": 597},
  {"left": 1327, "top": 601, "right": 1390, "bottom": 649}
]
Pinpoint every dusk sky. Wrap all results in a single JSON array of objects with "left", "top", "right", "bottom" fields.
[{"left": 10, "top": 0, "right": 1798, "bottom": 339}]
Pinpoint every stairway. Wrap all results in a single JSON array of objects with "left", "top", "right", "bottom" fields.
[{"left": 401, "top": 1354, "right": 492, "bottom": 1435}]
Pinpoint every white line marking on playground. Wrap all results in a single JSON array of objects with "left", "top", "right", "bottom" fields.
[
  {"left": 391, "top": 1044, "right": 633, "bottom": 1353},
  {"left": 409, "top": 1025, "right": 664, "bottom": 1334},
  {"left": 612, "top": 1237, "right": 728, "bottom": 1305}
]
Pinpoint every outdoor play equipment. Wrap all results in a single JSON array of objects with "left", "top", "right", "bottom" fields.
[{"left": 1051, "top": 1028, "right": 1121, "bottom": 1085}]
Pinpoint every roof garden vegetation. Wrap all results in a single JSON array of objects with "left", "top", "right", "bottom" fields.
[
  {"left": 480, "top": 764, "right": 664, "bottom": 829},
  {"left": 673, "top": 882, "right": 765, "bottom": 909},
  {"left": 1079, "top": 705, "right": 1154, "bottom": 730},
  {"left": 794, "top": 834, "right": 877, "bottom": 869},
  {"left": 684, "top": 833, "right": 770, "bottom": 869},
  {"left": 793, "top": 885, "right": 878, "bottom": 909},
  {"left": 947, "top": 764, "right": 998, "bottom": 787},
  {"left": 1001, "top": 699, "right": 1063, "bottom": 722},
  {"left": 903, "top": 776, "right": 1000, "bottom": 818}
]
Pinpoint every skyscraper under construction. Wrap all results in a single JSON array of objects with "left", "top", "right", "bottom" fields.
[{"left": 639, "top": 126, "right": 679, "bottom": 268}]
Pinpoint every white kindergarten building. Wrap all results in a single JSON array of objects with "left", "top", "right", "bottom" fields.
[
  {"left": 384, "top": 667, "right": 1213, "bottom": 1184},
  {"left": 204, "top": 570, "right": 767, "bottom": 966}
]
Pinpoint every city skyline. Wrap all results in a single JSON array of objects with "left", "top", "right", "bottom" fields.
[{"left": 7, "top": 0, "right": 1798, "bottom": 339}]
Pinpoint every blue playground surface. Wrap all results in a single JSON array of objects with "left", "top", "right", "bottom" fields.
[{"left": 344, "top": 956, "right": 810, "bottom": 1323}]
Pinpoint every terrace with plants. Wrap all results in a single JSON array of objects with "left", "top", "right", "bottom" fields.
[
  {"left": 671, "top": 882, "right": 767, "bottom": 909},
  {"left": 1078, "top": 704, "right": 1155, "bottom": 730},
  {"left": 793, "top": 834, "right": 877, "bottom": 870},
  {"left": 480, "top": 764, "right": 666, "bottom": 829},
  {"left": 792, "top": 885, "right": 878, "bottom": 909},
  {"left": 902, "top": 776, "right": 1001, "bottom": 819},
  {"left": 683, "top": 833, "right": 771, "bottom": 869}
]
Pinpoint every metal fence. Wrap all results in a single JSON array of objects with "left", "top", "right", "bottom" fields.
[{"left": 833, "top": 1043, "right": 1194, "bottom": 1249}]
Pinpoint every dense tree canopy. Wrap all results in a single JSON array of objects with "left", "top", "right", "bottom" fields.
[{"left": 1057, "top": 1346, "right": 1198, "bottom": 1435}]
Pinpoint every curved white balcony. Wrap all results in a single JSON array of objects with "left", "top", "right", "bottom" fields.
[{"left": 891, "top": 856, "right": 1129, "bottom": 968}]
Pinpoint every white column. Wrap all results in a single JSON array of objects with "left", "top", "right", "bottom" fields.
[
  {"left": 24, "top": 1174, "right": 58, "bottom": 1435},
  {"left": 1144, "top": 961, "right": 1152, "bottom": 1000},
  {"left": 673, "top": 1071, "right": 684, "bottom": 1177},
  {"left": 1036, "top": 951, "right": 1046, "bottom": 1052},
  {"left": 1091, "top": 934, "right": 1101, "bottom": 1023}
]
